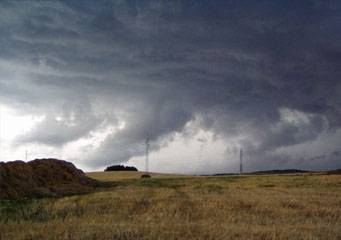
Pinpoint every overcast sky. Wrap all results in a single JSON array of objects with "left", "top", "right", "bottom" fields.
[{"left": 0, "top": 0, "right": 340, "bottom": 174}]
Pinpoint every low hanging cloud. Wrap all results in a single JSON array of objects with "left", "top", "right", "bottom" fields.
[
  {"left": 0, "top": 0, "right": 341, "bottom": 172},
  {"left": 15, "top": 100, "right": 103, "bottom": 146}
]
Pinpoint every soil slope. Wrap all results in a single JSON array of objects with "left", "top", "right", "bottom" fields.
[{"left": 0, "top": 158, "right": 97, "bottom": 199}]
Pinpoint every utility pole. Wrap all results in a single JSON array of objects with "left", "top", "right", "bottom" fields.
[
  {"left": 0, "top": 105, "right": 2, "bottom": 161},
  {"left": 239, "top": 148, "right": 243, "bottom": 174},
  {"left": 145, "top": 136, "right": 150, "bottom": 173},
  {"left": 25, "top": 150, "right": 28, "bottom": 161}
]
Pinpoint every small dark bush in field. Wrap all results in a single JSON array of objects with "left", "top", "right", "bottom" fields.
[
  {"left": 105, "top": 165, "right": 138, "bottom": 171},
  {"left": 141, "top": 174, "right": 151, "bottom": 178}
]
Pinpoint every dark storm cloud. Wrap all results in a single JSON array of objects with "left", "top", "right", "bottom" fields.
[
  {"left": 1, "top": 0, "right": 341, "bottom": 171},
  {"left": 15, "top": 99, "right": 103, "bottom": 146}
]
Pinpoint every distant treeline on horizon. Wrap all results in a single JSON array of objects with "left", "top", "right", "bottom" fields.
[{"left": 104, "top": 165, "right": 138, "bottom": 172}]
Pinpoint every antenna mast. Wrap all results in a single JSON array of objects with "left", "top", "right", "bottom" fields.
[
  {"left": 0, "top": 105, "right": 2, "bottom": 161},
  {"left": 145, "top": 136, "right": 150, "bottom": 173},
  {"left": 239, "top": 148, "right": 243, "bottom": 174}
]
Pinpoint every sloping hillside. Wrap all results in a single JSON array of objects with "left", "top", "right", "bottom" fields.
[{"left": 0, "top": 159, "right": 97, "bottom": 199}]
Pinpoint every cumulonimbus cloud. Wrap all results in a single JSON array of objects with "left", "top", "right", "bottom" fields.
[{"left": 0, "top": 0, "right": 340, "bottom": 171}]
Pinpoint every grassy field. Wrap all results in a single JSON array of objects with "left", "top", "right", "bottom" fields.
[
  {"left": 1, "top": 172, "right": 341, "bottom": 240},
  {"left": 86, "top": 171, "right": 188, "bottom": 181}
]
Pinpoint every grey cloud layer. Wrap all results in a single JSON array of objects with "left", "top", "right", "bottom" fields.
[{"left": 1, "top": 0, "right": 340, "bottom": 171}]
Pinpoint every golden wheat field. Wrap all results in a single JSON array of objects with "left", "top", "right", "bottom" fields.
[{"left": 1, "top": 172, "right": 341, "bottom": 240}]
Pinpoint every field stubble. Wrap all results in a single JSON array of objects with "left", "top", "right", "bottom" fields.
[{"left": 0, "top": 172, "right": 340, "bottom": 240}]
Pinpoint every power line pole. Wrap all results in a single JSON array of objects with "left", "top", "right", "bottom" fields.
[
  {"left": 145, "top": 136, "right": 150, "bottom": 173},
  {"left": 25, "top": 150, "right": 28, "bottom": 161},
  {"left": 240, "top": 148, "right": 243, "bottom": 174},
  {"left": 0, "top": 105, "right": 2, "bottom": 161}
]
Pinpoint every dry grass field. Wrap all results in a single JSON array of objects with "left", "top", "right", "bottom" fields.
[
  {"left": 1, "top": 172, "right": 341, "bottom": 240},
  {"left": 86, "top": 171, "right": 188, "bottom": 181}
]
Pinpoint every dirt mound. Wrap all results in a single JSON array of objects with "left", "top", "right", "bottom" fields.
[{"left": 0, "top": 159, "right": 97, "bottom": 199}]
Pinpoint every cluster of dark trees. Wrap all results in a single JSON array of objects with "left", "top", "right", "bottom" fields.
[{"left": 104, "top": 165, "right": 138, "bottom": 172}]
